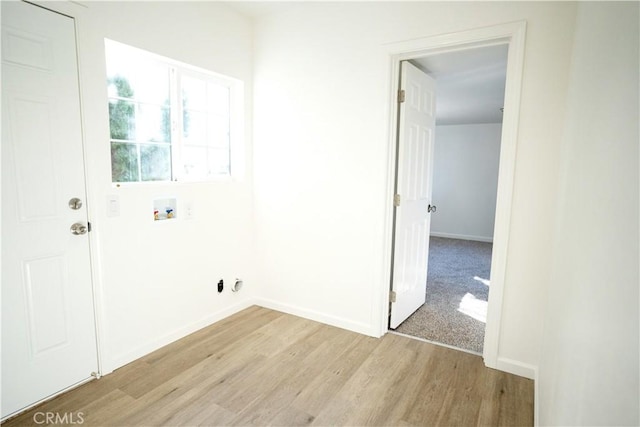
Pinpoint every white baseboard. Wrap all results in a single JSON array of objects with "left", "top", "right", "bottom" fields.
[
  {"left": 534, "top": 369, "right": 539, "bottom": 426},
  {"left": 105, "top": 297, "right": 376, "bottom": 374},
  {"left": 1, "top": 376, "right": 95, "bottom": 422},
  {"left": 105, "top": 298, "right": 255, "bottom": 374},
  {"left": 254, "top": 297, "right": 376, "bottom": 337},
  {"left": 430, "top": 231, "right": 493, "bottom": 243},
  {"left": 496, "top": 356, "right": 537, "bottom": 380}
]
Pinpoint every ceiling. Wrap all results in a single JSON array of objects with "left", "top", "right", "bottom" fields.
[
  {"left": 224, "top": 1, "right": 292, "bottom": 19},
  {"left": 412, "top": 44, "right": 508, "bottom": 125}
]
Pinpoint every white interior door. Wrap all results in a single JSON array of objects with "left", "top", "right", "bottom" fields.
[
  {"left": 389, "top": 61, "right": 436, "bottom": 329},
  {"left": 1, "top": 1, "right": 98, "bottom": 419}
]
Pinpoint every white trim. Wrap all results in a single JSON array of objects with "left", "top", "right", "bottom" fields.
[
  {"left": 483, "top": 21, "right": 526, "bottom": 370},
  {"left": 379, "top": 22, "right": 527, "bottom": 375},
  {"left": 0, "top": 376, "right": 95, "bottom": 423},
  {"left": 255, "top": 298, "right": 375, "bottom": 337},
  {"left": 389, "top": 331, "right": 482, "bottom": 357},
  {"left": 106, "top": 299, "right": 254, "bottom": 372},
  {"left": 534, "top": 369, "right": 540, "bottom": 426},
  {"left": 496, "top": 357, "right": 537, "bottom": 380},
  {"left": 86, "top": 224, "right": 109, "bottom": 374},
  {"left": 430, "top": 231, "right": 494, "bottom": 243}
]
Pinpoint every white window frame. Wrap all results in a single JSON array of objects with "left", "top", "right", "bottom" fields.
[{"left": 105, "top": 39, "right": 244, "bottom": 184}]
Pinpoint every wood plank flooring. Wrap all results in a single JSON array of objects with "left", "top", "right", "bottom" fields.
[{"left": 2, "top": 306, "right": 533, "bottom": 426}]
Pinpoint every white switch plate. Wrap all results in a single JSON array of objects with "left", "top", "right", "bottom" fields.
[
  {"left": 183, "top": 201, "right": 194, "bottom": 220},
  {"left": 107, "top": 195, "right": 120, "bottom": 217}
]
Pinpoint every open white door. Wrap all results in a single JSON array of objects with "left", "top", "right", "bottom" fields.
[
  {"left": 389, "top": 61, "right": 436, "bottom": 329},
  {"left": 1, "top": 2, "right": 98, "bottom": 419}
]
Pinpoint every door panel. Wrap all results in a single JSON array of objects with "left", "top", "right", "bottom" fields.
[
  {"left": 390, "top": 61, "right": 436, "bottom": 329},
  {"left": 9, "top": 95, "right": 60, "bottom": 220},
  {"left": 1, "top": 1, "right": 98, "bottom": 419},
  {"left": 24, "top": 254, "right": 70, "bottom": 356}
]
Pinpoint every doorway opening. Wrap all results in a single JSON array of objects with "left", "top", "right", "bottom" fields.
[
  {"left": 393, "top": 46, "right": 508, "bottom": 354},
  {"left": 382, "top": 22, "right": 526, "bottom": 370}
]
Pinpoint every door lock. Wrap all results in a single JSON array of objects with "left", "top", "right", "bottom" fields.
[
  {"left": 428, "top": 204, "right": 437, "bottom": 213},
  {"left": 68, "top": 197, "right": 83, "bottom": 210},
  {"left": 70, "top": 222, "right": 88, "bottom": 235}
]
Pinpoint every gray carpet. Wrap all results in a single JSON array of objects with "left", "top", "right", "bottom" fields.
[{"left": 394, "top": 236, "right": 492, "bottom": 354}]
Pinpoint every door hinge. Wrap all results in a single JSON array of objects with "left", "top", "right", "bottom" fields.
[
  {"left": 87, "top": 221, "right": 92, "bottom": 232},
  {"left": 394, "top": 194, "right": 401, "bottom": 207},
  {"left": 390, "top": 290, "right": 397, "bottom": 303},
  {"left": 397, "top": 89, "right": 405, "bottom": 103}
]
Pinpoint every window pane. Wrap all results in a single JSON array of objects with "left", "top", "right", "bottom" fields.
[
  {"left": 140, "top": 144, "right": 171, "bottom": 181},
  {"left": 181, "top": 146, "right": 229, "bottom": 179},
  {"left": 182, "top": 76, "right": 207, "bottom": 111},
  {"left": 111, "top": 142, "right": 139, "bottom": 182},
  {"left": 107, "top": 70, "right": 168, "bottom": 105},
  {"left": 106, "top": 41, "right": 169, "bottom": 105},
  {"left": 183, "top": 110, "right": 206, "bottom": 144},
  {"left": 209, "top": 114, "right": 230, "bottom": 147},
  {"left": 181, "top": 146, "right": 208, "bottom": 180},
  {"left": 107, "top": 75, "right": 135, "bottom": 101},
  {"left": 208, "top": 83, "right": 230, "bottom": 116},
  {"left": 134, "top": 64, "right": 170, "bottom": 105},
  {"left": 136, "top": 103, "right": 171, "bottom": 143},
  {"left": 109, "top": 98, "right": 136, "bottom": 140},
  {"left": 209, "top": 147, "right": 230, "bottom": 175}
]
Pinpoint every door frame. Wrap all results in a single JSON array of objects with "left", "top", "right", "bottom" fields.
[{"left": 379, "top": 21, "right": 527, "bottom": 371}]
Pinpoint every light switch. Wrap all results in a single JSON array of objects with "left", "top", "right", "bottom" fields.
[
  {"left": 183, "top": 201, "right": 194, "bottom": 220},
  {"left": 107, "top": 195, "right": 120, "bottom": 217}
]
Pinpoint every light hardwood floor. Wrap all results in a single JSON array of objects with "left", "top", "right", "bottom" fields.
[{"left": 3, "top": 306, "right": 533, "bottom": 426}]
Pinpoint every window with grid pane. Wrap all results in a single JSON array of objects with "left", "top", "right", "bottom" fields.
[{"left": 105, "top": 39, "right": 240, "bottom": 183}]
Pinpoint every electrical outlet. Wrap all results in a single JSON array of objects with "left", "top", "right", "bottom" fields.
[{"left": 217, "top": 279, "right": 223, "bottom": 293}]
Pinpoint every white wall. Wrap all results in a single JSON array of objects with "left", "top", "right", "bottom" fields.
[
  {"left": 539, "top": 2, "right": 639, "bottom": 425},
  {"left": 430, "top": 123, "right": 502, "bottom": 242},
  {"left": 16, "top": 5, "right": 637, "bottom": 422},
  {"left": 252, "top": 1, "right": 578, "bottom": 373},
  {"left": 40, "top": 1, "right": 256, "bottom": 373}
]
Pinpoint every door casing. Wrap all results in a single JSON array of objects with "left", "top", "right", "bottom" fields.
[{"left": 380, "top": 21, "right": 527, "bottom": 373}]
